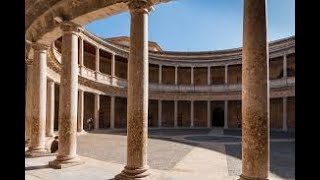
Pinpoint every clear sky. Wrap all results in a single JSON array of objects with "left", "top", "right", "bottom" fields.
[{"left": 85, "top": 0, "right": 295, "bottom": 51}]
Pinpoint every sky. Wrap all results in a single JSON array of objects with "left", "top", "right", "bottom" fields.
[{"left": 85, "top": 0, "right": 295, "bottom": 51}]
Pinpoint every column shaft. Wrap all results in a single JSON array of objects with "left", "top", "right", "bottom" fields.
[
  {"left": 46, "top": 79, "right": 55, "bottom": 137},
  {"left": 79, "top": 37, "right": 84, "bottom": 67},
  {"left": 191, "top": 66, "right": 194, "bottom": 85},
  {"left": 208, "top": 66, "right": 211, "bottom": 85},
  {"left": 95, "top": 47, "right": 100, "bottom": 72},
  {"left": 27, "top": 44, "right": 48, "bottom": 154},
  {"left": 77, "top": 90, "right": 84, "bottom": 132},
  {"left": 111, "top": 54, "right": 116, "bottom": 77},
  {"left": 110, "top": 96, "right": 115, "bottom": 129},
  {"left": 190, "top": 100, "right": 194, "bottom": 127},
  {"left": 159, "top": 65, "right": 162, "bottom": 84},
  {"left": 158, "top": 100, "right": 162, "bottom": 127},
  {"left": 225, "top": 65, "right": 228, "bottom": 84},
  {"left": 25, "top": 63, "right": 33, "bottom": 142},
  {"left": 241, "top": 0, "right": 269, "bottom": 179},
  {"left": 224, "top": 100, "right": 228, "bottom": 129},
  {"left": 94, "top": 94, "right": 100, "bottom": 130},
  {"left": 283, "top": 54, "right": 287, "bottom": 78},
  {"left": 175, "top": 66, "right": 178, "bottom": 85},
  {"left": 282, "top": 97, "right": 288, "bottom": 131},
  {"left": 207, "top": 101, "right": 211, "bottom": 127},
  {"left": 174, "top": 100, "right": 178, "bottom": 127}
]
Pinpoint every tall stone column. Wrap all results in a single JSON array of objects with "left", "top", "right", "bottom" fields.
[
  {"left": 190, "top": 100, "right": 194, "bottom": 127},
  {"left": 207, "top": 100, "right": 211, "bottom": 128},
  {"left": 240, "top": 0, "right": 269, "bottom": 179},
  {"left": 26, "top": 43, "right": 48, "bottom": 156},
  {"left": 77, "top": 90, "right": 84, "bottom": 132},
  {"left": 25, "top": 62, "right": 33, "bottom": 142},
  {"left": 175, "top": 66, "right": 178, "bottom": 85},
  {"left": 191, "top": 66, "right": 194, "bottom": 85},
  {"left": 79, "top": 37, "right": 84, "bottom": 67},
  {"left": 158, "top": 100, "right": 162, "bottom": 127},
  {"left": 282, "top": 97, "right": 288, "bottom": 131},
  {"left": 224, "top": 100, "right": 228, "bottom": 129},
  {"left": 225, "top": 65, "right": 228, "bottom": 84},
  {"left": 283, "top": 54, "right": 287, "bottom": 78},
  {"left": 159, "top": 64, "right": 162, "bottom": 84},
  {"left": 110, "top": 96, "right": 115, "bottom": 129},
  {"left": 95, "top": 47, "right": 100, "bottom": 79},
  {"left": 94, "top": 94, "right": 100, "bottom": 130},
  {"left": 208, "top": 66, "right": 211, "bottom": 85},
  {"left": 46, "top": 79, "right": 55, "bottom": 137},
  {"left": 174, "top": 100, "right": 178, "bottom": 127},
  {"left": 115, "top": 1, "right": 152, "bottom": 179},
  {"left": 49, "top": 22, "right": 83, "bottom": 168},
  {"left": 111, "top": 54, "right": 116, "bottom": 77}
]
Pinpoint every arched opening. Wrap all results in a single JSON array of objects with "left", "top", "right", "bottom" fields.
[{"left": 212, "top": 107, "right": 224, "bottom": 127}]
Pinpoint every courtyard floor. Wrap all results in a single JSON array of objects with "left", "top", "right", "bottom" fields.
[{"left": 25, "top": 129, "right": 295, "bottom": 180}]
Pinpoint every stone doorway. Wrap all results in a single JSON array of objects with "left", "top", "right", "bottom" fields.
[{"left": 212, "top": 107, "right": 224, "bottom": 127}]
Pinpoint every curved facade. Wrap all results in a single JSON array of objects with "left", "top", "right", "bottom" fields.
[{"left": 26, "top": 29, "right": 295, "bottom": 132}]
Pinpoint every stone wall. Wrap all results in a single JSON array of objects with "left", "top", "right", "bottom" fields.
[
  {"left": 178, "top": 67, "right": 191, "bottom": 85},
  {"left": 162, "top": 66, "right": 175, "bottom": 84},
  {"left": 270, "top": 98, "right": 283, "bottom": 129},
  {"left": 162, "top": 101, "right": 174, "bottom": 127},
  {"left": 194, "top": 101, "right": 207, "bottom": 127},
  {"left": 178, "top": 101, "right": 191, "bottom": 127},
  {"left": 194, "top": 67, "right": 207, "bottom": 85},
  {"left": 211, "top": 66, "right": 225, "bottom": 84}
]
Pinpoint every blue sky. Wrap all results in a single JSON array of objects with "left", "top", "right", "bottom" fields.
[{"left": 85, "top": 0, "right": 295, "bottom": 51}]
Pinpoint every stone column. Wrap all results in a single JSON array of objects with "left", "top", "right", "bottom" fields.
[
  {"left": 159, "top": 64, "right": 162, "bottom": 84},
  {"left": 158, "top": 100, "right": 162, "bottom": 127},
  {"left": 240, "top": 0, "right": 269, "bottom": 179},
  {"left": 110, "top": 96, "right": 115, "bottom": 129},
  {"left": 46, "top": 79, "right": 55, "bottom": 137},
  {"left": 79, "top": 37, "right": 84, "bottom": 67},
  {"left": 191, "top": 66, "right": 194, "bottom": 85},
  {"left": 77, "top": 90, "right": 84, "bottom": 132},
  {"left": 224, "top": 100, "right": 228, "bottom": 129},
  {"left": 95, "top": 47, "right": 100, "bottom": 79},
  {"left": 94, "top": 94, "right": 100, "bottom": 130},
  {"left": 111, "top": 54, "right": 116, "bottom": 77},
  {"left": 225, "top": 65, "right": 228, "bottom": 84},
  {"left": 207, "top": 100, "right": 211, "bottom": 128},
  {"left": 190, "top": 100, "right": 194, "bottom": 127},
  {"left": 174, "top": 100, "right": 178, "bottom": 127},
  {"left": 282, "top": 97, "right": 288, "bottom": 131},
  {"left": 175, "top": 66, "right": 178, "bottom": 85},
  {"left": 25, "top": 62, "right": 33, "bottom": 142},
  {"left": 49, "top": 22, "right": 83, "bottom": 168},
  {"left": 207, "top": 66, "right": 211, "bottom": 85},
  {"left": 283, "top": 54, "right": 287, "bottom": 78},
  {"left": 26, "top": 43, "right": 48, "bottom": 156},
  {"left": 115, "top": 1, "right": 152, "bottom": 179}
]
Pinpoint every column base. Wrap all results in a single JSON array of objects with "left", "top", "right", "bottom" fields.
[
  {"left": 49, "top": 156, "right": 84, "bottom": 169},
  {"left": 25, "top": 148, "right": 51, "bottom": 158},
  {"left": 239, "top": 174, "right": 268, "bottom": 180},
  {"left": 115, "top": 166, "right": 151, "bottom": 180},
  {"left": 77, "top": 130, "right": 87, "bottom": 135}
]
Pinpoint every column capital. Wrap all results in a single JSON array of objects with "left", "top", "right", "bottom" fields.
[
  {"left": 128, "top": 0, "right": 153, "bottom": 12},
  {"left": 60, "top": 21, "right": 81, "bottom": 35},
  {"left": 32, "top": 42, "right": 49, "bottom": 51}
]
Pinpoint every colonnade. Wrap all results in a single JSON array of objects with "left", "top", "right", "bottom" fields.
[{"left": 26, "top": 0, "right": 274, "bottom": 179}]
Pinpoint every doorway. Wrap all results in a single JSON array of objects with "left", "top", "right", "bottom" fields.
[{"left": 212, "top": 107, "right": 224, "bottom": 127}]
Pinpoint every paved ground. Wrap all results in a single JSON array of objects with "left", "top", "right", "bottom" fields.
[{"left": 26, "top": 129, "right": 295, "bottom": 180}]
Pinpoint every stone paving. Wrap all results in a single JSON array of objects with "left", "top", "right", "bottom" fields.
[{"left": 25, "top": 129, "right": 295, "bottom": 180}]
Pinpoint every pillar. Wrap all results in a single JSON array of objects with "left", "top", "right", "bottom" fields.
[
  {"left": 225, "top": 65, "right": 228, "bottom": 84},
  {"left": 174, "top": 100, "right": 178, "bottom": 127},
  {"left": 46, "top": 79, "right": 55, "bottom": 137},
  {"left": 159, "top": 64, "right": 162, "bottom": 84},
  {"left": 190, "top": 100, "right": 194, "bottom": 127},
  {"left": 191, "top": 66, "right": 194, "bottom": 85},
  {"left": 208, "top": 66, "right": 211, "bottom": 85},
  {"left": 26, "top": 43, "right": 48, "bottom": 155},
  {"left": 77, "top": 90, "right": 84, "bottom": 132},
  {"left": 25, "top": 62, "right": 33, "bottom": 142},
  {"left": 175, "top": 66, "right": 178, "bottom": 85},
  {"left": 49, "top": 22, "right": 83, "bottom": 168},
  {"left": 79, "top": 37, "right": 84, "bottom": 67},
  {"left": 115, "top": 1, "right": 152, "bottom": 179},
  {"left": 110, "top": 96, "right": 115, "bottom": 129},
  {"left": 224, "top": 100, "right": 228, "bottom": 129},
  {"left": 240, "top": 0, "right": 269, "bottom": 179},
  {"left": 94, "top": 94, "right": 100, "bottom": 130},
  {"left": 158, "top": 100, "right": 162, "bottom": 127},
  {"left": 111, "top": 53, "right": 116, "bottom": 77},
  {"left": 283, "top": 54, "right": 287, "bottom": 78},
  {"left": 95, "top": 47, "right": 100, "bottom": 72},
  {"left": 282, "top": 97, "right": 288, "bottom": 131},
  {"left": 207, "top": 100, "right": 211, "bottom": 128}
]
